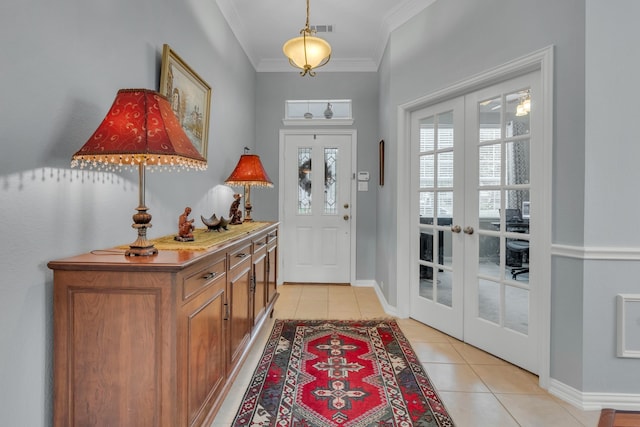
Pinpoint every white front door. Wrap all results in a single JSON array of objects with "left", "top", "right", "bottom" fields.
[
  {"left": 280, "top": 130, "right": 355, "bottom": 284},
  {"left": 410, "top": 70, "right": 541, "bottom": 373}
]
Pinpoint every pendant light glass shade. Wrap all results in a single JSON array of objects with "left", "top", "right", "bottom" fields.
[
  {"left": 283, "top": 33, "right": 331, "bottom": 76},
  {"left": 282, "top": 0, "right": 331, "bottom": 76}
]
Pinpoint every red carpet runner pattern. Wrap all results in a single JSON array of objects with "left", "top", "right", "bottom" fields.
[{"left": 232, "top": 319, "right": 455, "bottom": 426}]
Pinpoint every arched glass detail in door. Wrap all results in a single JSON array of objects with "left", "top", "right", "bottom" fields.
[{"left": 476, "top": 89, "right": 531, "bottom": 334}]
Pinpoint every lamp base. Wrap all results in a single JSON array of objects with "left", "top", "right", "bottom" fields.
[
  {"left": 125, "top": 205, "right": 158, "bottom": 256},
  {"left": 243, "top": 202, "right": 253, "bottom": 222},
  {"left": 126, "top": 245, "right": 159, "bottom": 257}
]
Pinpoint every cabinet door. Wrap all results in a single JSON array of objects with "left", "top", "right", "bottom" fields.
[
  {"left": 252, "top": 240, "right": 267, "bottom": 326},
  {"left": 181, "top": 276, "right": 226, "bottom": 427},
  {"left": 266, "top": 234, "right": 278, "bottom": 306},
  {"left": 227, "top": 245, "right": 252, "bottom": 373}
]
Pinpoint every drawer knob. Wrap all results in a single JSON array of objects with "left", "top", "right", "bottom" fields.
[
  {"left": 202, "top": 272, "right": 217, "bottom": 280},
  {"left": 236, "top": 253, "right": 248, "bottom": 258}
]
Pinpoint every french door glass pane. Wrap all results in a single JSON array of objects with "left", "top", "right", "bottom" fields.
[
  {"left": 419, "top": 265, "right": 434, "bottom": 300},
  {"left": 479, "top": 97, "right": 501, "bottom": 142},
  {"left": 479, "top": 190, "right": 501, "bottom": 230},
  {"left": 436, "top": 270, "right": 453, "bottom": 307},
  {"left": 479, "top": 234, "right": 500, "bottom": 277},
  {"left": 506, "top": 238, "right": 530, "bottom": 285},
  {"left": 298, "top": 147, "right": 312, "bottom": 214},
  {"left": 479, "top": 144, "right": 501, "bottom": 186},
  {"left": 324, "top": 148, "right": 338, "bottom": 214},
  {"left": 438, "top": 191, "right": 453, "bottom": 221},
  {"left": 506, "top": 140, "right": 530, "bottom": 185},
  {"left": 505, "top": 189, "right": 529, "bottom": 223},
  {"left": 437, "top": 111, "right": 454, "bottom": 149},
  {"left": 506, "top": 89, "right": 531, "bottom": 136},
  {"left": 505, "top": 285, "right": 529, "bottom": 334},
  {"left": 420, "top": 191, "right": 434, "bottom": 221},
  {"left": 437, "top": 152, "right": 454, "bottom": 187},
  {"left": 420, "top": 117, "right": 435, "bottom": 151},
  {"left": 420, "top": 154, "right": 434, "bottom": 188},
  {"left": 478, "top": 279, "right": 500, "bottom": 324}
]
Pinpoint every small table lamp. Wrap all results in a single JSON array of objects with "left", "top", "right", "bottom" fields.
[
  {"left": 224, "top": 148, "right": 273, "bottom": 222},
  {"left": 71, "top": 89, "right": 207, "bottom": 256}
]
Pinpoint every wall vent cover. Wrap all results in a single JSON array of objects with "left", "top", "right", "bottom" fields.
[{"left": 310, "top": 25, "right": 333, "bottom": 33}]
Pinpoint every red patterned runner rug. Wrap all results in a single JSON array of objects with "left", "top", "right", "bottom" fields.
[{"left": 232, "top": 319, "right": 455, "bottom": 426}]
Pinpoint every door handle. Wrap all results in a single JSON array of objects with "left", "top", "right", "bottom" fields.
[
  {"left": 463, "top": 226, "right": 474, "bottom": 235},
  {"left": 451, "top": 225, "right": 461, "bottom": 233},
  {"left": 343, "top": 215, "right": 350, "bottom": 221}
]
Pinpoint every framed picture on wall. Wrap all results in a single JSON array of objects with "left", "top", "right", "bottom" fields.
[{"left": 160, "top": 44, "right": 212, "bottom": 160}]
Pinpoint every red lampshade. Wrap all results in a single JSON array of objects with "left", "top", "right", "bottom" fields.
[
  {"left": 71, "top": 88, "right": 207, "bottom": 256},
  {"left": 72, "top": 89, "right": 207, "bottom": 171},
  {"left": 225, "top": 154, "right": 273, "bottom": 187}
]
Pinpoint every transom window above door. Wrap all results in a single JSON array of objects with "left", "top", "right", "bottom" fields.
[{"left": 283, "top": 99, "right": 354, "bottom": 125}]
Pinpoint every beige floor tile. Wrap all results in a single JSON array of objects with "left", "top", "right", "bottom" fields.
[
  {"left": 397, "top": 319, "right": 452, "bottom": 343},
  {"left": 296, "top": 300, "right": 328, "bottom": 313},
  {"left": 411, "top": 341, "right": 466, "bottom": 364},
  {"left": 422, "top": 362, "right": 491, "bottom": 392},
  {"left": 210, "top": 285, "right": 600, "bottom": 427},
  {"left": 472, "top": 364, "right": 545, "bottom": 394},
  {"left": 327, "top": 310, "right": 363, "bottom": 319},
  {"left": 329, "top": 298, "right": 359, "bottom": 311},
  {"left": 294, "top": 309, "right": 327, "bottom": 319},
  {"left": 438, "top": 391, "right": 520, "bottom": 427},
  {"left": 496, "top": 393, "right": 586, "bottom": 427},
  {"left": 553, "top": 398, "right": 601, "bottom": 426},
  {"left": 450, "top": 341, "right": 509, "bottom": 365}
]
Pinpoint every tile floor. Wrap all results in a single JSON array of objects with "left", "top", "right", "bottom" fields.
[{"left": 211, "top": 284, "right": 602, "bottom": 427}]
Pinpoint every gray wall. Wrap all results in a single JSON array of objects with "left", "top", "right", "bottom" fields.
[
  {"left": 377, "top": 0, "right": 640, "bottom": 397},
  {"left": 0, "top": 0, "right": 256, "bottom": 425},
  {"left": 254, "top": 72, "right": 379, "bottom": 280},
  {"left": 581, "top": 0, "right": 640, "bottom": 394}
]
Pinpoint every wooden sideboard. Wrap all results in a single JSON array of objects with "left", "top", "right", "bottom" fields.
[{"left": 48, "top": 222, "right": 279, "bottom": 427}]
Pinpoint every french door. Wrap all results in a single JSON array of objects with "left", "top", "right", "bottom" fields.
[
  {"left": 279, "top": 130, "right": 355, "bottom": 284},
  {"left": 410, "top": 71, "right": 541, "bottom": 373}
]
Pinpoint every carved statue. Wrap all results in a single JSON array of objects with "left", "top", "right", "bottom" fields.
[
  {"left": 229, "top": 193, "right": 243, "bottom": 224},
  {"left": 175, "top": 207, "right": 195, "bottom": 241}
]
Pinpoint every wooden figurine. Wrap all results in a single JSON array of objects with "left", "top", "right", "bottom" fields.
[
  {"left": 175, "top": 207, "right": 195, "bottom": 241},
  {"left": 229, "top": 193, "right": 243, "bottom": 224}
]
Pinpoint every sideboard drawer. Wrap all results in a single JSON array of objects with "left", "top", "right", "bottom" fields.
[
  {"left": 182, "top": 258, "right": 226, "bottom": 301},
  {"left": 229, "top": 244, "right": 251, "bottom": 270}
]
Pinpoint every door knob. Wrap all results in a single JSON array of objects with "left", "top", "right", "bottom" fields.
[
  {"left": 344, "top": 203, "right": 349, "bottom": 209},
  {"left": 451, "top": 225, "right": 461, "bottom": 233},
  {"left": 463, "top": 226, "right": 474, "bottom": 235},
  {"left": 343, "top": 215, "right": 350, "bottom": 221}
]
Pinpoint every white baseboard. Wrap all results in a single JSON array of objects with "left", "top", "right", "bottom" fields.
[
  {"left": 548, "top": 378, "right": 640, "bottom": 411},
  {"left": 353, "top": 280, "right": 399, "bottom": 317}
]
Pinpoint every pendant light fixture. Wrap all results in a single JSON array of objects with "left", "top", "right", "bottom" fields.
[{"left": 282, "top": 0, "right": 331, "bottom": 76}]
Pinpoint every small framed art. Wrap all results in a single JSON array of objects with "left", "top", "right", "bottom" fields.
[
  {"left": 379, "top": 139, "right": 385, "bottom": 186},
  {"left": 160, "top": 44, "right": 211, "bottom": 160}
]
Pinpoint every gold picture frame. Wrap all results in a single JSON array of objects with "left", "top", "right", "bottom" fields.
[{"left": 160, "top": 44, "right": 211, "bottom": 160}]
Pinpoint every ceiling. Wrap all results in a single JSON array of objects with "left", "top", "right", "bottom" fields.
[{"left": 216, "top": 0, "right": 437, "bottom": 73}]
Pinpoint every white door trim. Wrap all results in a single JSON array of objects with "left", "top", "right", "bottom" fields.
[
  {"left": 396, "top": 46, "right": 554, "bottom": 388},
  {"left": 278, "top": 128, "right": 358, "bottom": 285}
]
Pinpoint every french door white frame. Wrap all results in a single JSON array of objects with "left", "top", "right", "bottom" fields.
[
  {"left": 278, "top": 128, "right": 358, "bottom": 285},
  {"left": 396, "top": 46, "right": 554, "bottom": 387}
]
